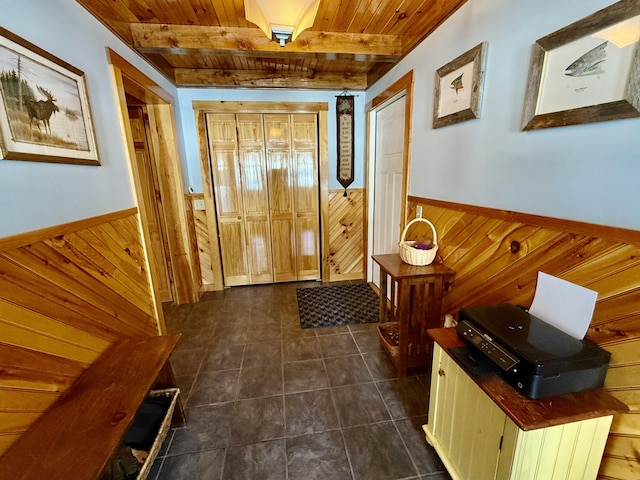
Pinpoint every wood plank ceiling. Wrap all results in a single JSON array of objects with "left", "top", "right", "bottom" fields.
[{"left": 76, "top": 0, "right": 467, "bottom": 89}]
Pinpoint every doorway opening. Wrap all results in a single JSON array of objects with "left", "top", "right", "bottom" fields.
[
  {"left": 108, "top": 49, "right": 200, "bottom": 316},
  {"left": 366, "top": 71, "right": 414, "bottom": 287}
]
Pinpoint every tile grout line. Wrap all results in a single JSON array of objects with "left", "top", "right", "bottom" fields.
[
  {"left": 320, "top": 331, "right": 358, "bottom": 480},
  {"left": 354, "top": 324, "right": 424, "bottom": 479},
  {"left": 159, "top": 286, "right": 447, "bottom": 480}
]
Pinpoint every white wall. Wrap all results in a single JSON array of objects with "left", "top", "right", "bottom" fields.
[
  {"left": 176, "top": 88, "right": 366, "bottom": 193},
  {"left": 0, "top": 0, "right": 179, "bottom": 237},
  {"left": 367, "top": 0, "right": 640, "bottom": 231}
]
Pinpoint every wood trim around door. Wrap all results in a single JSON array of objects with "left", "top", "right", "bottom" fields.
[
  {"left": 365, "top": 70, "right": 414, "bottom": 281},
  {"left": 194, "top": 101, "right": 330, "bottom": 288},
  {"left": 108, "top": 48, "right": 201, "bottom": 307}
]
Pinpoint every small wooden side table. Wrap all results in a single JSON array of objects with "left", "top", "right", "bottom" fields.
[{"left": 372, "top": 254, "right": 454, "bottom": 376}]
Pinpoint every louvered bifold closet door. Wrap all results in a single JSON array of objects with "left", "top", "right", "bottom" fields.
[{"left": 206, "top": 113, "right": 249, "bottom": 286}]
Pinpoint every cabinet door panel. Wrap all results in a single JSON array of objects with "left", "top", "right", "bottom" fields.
[
  {"left": 428, "top": 345, "right": 444, "bottom": 431},
  {"left": 506, "top": 416, "right": 613, "bottom": 480},
  {"left": 429, "top": 344, "right": 505, "bottom": 480},
  {"left": 455, "top": 371, "right": 505, "bottom": 480},
  {"left": 436, "top": 349, "right": 459, "bottom": 453}
]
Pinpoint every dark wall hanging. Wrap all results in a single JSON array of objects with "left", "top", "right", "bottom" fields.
[{"left": 336, "top": 92, "right": 354, "bottom": 196}]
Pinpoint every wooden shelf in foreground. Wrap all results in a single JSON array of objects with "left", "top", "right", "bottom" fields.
[{"left": 0, "top": 333, "right": 182, "bottom": 480}]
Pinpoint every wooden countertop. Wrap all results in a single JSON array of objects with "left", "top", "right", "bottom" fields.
[{"left": 428, "top": 327, "right": 628, "bottom": 431}]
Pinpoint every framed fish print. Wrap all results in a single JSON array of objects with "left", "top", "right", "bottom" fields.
[
  {"left": 0, "top": 27, "right": 99, "bottom": 165},
  {"left": 433, "top": 42, "right": 488, "bottom": 129},
  {"left": 522, "top": 0, "right": 640, "bottom": 130}
]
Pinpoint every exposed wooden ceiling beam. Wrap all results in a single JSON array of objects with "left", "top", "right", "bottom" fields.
[
  {"left": 173, "top": 68, "right": 367, "bottom": 89},
  {"left": 131, "top": 24, "right": 402, "bottom": 61}
]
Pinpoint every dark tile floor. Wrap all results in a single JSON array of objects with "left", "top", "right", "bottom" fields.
[{"left": 149, "top": 281, "right": 451, "bottom": 480}]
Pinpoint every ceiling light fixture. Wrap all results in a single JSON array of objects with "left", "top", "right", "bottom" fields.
[{"left": 244, "top": 0, "right": 321, "bottom": 47}]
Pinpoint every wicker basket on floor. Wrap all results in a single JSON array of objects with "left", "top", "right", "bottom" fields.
[
  {"left": 135, "top": 388, "right": 180, "bottom": 480},
  {"left": 377, "top": 321, "right": 400, "bottom": 361},
  {"left": 398, "top": 217, "right": 438, "bottom": 266}
]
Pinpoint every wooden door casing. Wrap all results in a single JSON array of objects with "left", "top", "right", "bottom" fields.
[{"left": 127, "top": 106, "right": 173, "bottom": 302}]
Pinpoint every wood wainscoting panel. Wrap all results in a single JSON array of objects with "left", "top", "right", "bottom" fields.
[
  {"left": 193, "top": 188, "right": 365, "bottom": 286},
  {"left": 0, "top": 209, "right": 159, "bottom": 457},
  {"left": 328, "top": 189, "right": 365, "bottom": 281},
  {"left": 191, "top": 193, "right": 217, "bottom": 292},
  {"left": 408, "top": 197, "right": 640, "bottom": 480}
]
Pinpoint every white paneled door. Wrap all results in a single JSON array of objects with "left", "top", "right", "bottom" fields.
[{"left": 371, "top": 95, "right": 406, "bottom": 290}]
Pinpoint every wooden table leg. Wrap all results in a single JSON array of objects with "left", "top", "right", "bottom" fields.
[{"left": 378, "top": 268, "right": 388, "bottom": 324}]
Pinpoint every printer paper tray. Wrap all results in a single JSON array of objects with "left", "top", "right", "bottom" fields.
[{"left": 448, "top": 347, "right": 501, "bottom": 378}]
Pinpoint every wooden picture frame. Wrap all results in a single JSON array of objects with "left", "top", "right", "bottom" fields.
[
  {"left": 522, "top": 0, "right": 640, "bottom": 130},
  {"left": 0, "top": 27, "right": 99, "bottom": 165},
  {"left": 433, "top": 42, "right": 487, "bottom": 129}
]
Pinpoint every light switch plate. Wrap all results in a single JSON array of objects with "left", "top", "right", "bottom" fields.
[{"left": 193, "top": 199, "right": 206, "bottom": 211}]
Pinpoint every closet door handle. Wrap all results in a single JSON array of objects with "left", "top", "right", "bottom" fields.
[{"left": 237, "top": 216, "right": 242, "bottom": 220}]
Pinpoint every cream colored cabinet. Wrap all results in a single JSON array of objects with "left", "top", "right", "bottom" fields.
[
  {"left": 424, "top": 341, "right": 616, "bottom": 480},
  {"left": 207, "top": 112, "right": 320, "bottom": 286}
]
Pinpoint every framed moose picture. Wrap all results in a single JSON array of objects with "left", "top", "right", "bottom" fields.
[{"left": 0, "top": 27, "right": 99, "bottom": 165}]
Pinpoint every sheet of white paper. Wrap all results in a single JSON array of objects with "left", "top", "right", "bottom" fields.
[{"left": 529, "top": 272, "right": 598, "bottom": 340}]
